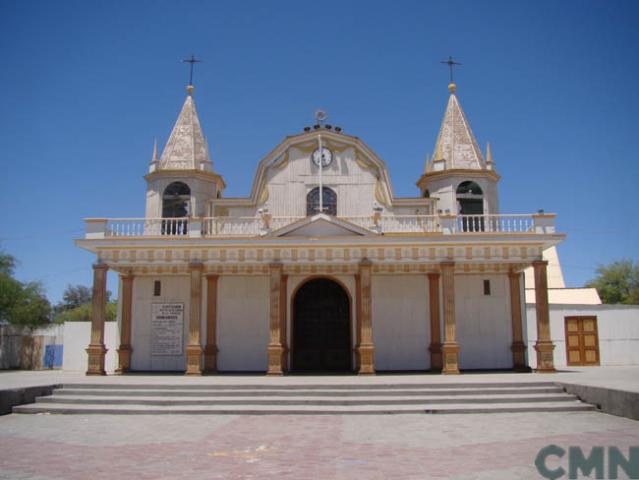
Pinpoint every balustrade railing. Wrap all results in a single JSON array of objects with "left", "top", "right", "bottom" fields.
[
  {"left": 86, "top": 213, "right": 548, "bottom": 238},
  {"left": 454, "top": 214, "right": 534, "bottom": 233},
  {"left": 105, "top": 218, "right": 189, "bottom": 237}
]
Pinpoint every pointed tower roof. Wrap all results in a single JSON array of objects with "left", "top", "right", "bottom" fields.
[
  {"left": 425, "top": 83, "right": 485, "bottom": 173},
  {"left": 159, "top": 85, "right": 212, "bottom": 171}
]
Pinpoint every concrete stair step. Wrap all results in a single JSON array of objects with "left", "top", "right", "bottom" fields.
[
  {"left": 36, "top": 393, "right": 577, "bottom": 407},
  {"left": 13, "top": 401, "right": 595, "bottom": 415},
  {"left": 60, "top": 381, "right": 558, "bottom": 391},
  {"left": 53, "top": 386, "right": 564, "bottom": 397}
]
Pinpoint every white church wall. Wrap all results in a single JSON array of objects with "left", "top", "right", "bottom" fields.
[
  {"left": 371, "top": 275, "right": 430, "bottom": 371},
  {"left": 424, "top": 174, "right": 498, "bottom": 215},
  {"left": 130, "top": 276, "right": 190, "bottom": 371},
  {"left": 63, "top": 321, "right": 118, "bottom": 372},
  {"left": 456, "top": 274, "right": 512, "bottom": 369},
  {"left": 526, "top": 304, "right": 639, "bottom": 368},
  {"left": 217, "top": 276, "right": 269, "bottom": 371},
  {"left": 264, "top": 146, "right": 379, "bottom": 218},
  {"left": 145, "top": 175, "right": 218, "bottom": 218}
]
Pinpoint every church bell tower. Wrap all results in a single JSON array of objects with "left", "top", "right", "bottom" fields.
[
  {"left": 417, "top": 80, "right": 499, "bottom": 217},
  {"left": 145, "top": 83, "right": 225, "bottom": 221}
]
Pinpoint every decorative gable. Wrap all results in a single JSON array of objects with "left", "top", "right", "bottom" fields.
[{"left": 271, "top": 214, "right": 373, "bottom": 238}]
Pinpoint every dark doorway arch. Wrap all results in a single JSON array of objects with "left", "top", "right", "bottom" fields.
[{"left": 292, "top": 278, "right": 352, "bottom": 372}]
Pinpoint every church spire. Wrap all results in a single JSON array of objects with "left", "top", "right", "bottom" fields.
[
  {"left": 148, "top": 138, "right": 159, "bottom": 173},
  {"left": 485, "top": 141, "right": 495, "bottom": 170},
  {"left": 159, "top": 85, "right": 212, "bottom": 171},
  {"left": 425, "top": 83, "right": 485, "bottom": 173}
]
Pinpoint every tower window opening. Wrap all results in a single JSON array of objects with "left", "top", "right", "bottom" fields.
[
  {"left": 456, "top": 180, "right": 484, "bottom": 231},
  {"left": 162, "top": 181, "right": 190, "bottom": 235}
]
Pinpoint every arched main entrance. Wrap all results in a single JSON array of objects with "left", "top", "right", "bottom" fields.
[{"left": 292, "top": 278, "right": 352, "bottom": 372}]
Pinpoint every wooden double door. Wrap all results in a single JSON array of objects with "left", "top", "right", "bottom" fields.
[
  {"left": 292, "top": 278, "right": 352, "bottom": 373},
  {"left": 565, "top": 316, "right": 600, "bottom": 366}
]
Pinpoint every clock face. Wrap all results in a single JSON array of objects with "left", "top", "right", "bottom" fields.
[{"left": 312, "top": 147, "right": 333, "bottom": 168}]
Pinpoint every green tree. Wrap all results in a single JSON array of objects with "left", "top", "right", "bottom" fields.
[
  {"left": 0, "top": 250, "right": 51, "bottom": 327},
  {"left": 53, "top": 284, "right": 116, "bottom": 323},
  {"left": 586, "top": 259, "right": 639, "bottom": 305},
  {"left": 61, "top": 284, "right": 92, "bottom": 309}
]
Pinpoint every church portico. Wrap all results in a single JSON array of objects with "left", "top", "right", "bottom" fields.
[{"left": 78, "top": 79, "right": 563, "bottom": 376}]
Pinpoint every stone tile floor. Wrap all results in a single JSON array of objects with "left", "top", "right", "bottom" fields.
[{"left": 0, "top": 410, "right": 638, "bottom": 479}]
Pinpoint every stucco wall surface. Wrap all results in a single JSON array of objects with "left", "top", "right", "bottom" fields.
[{"left": 526, "top": 304, "right": 639, "bottom": 369}]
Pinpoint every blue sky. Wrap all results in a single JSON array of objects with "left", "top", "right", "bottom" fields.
[{"left": 1, "top": 0, "right": 638, "bottom": 303}]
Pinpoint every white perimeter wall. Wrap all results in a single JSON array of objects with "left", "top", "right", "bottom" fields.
[
  {"left": 372, "top": 275, "right": 429, "bottom": 371},
  {"left": 526, "top": 304, "right": 639, "bottom": 368},
  {"left": 217, "top": 276, "right": 269, "bottom": 371},
  {"left": 456, "top": 274, "right": 512, "bottom": 369},
  {"left": 63, "top": 321, "right": 118, "bottom": 372}
]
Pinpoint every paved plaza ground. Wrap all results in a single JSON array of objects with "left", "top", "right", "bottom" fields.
[
  {"left": 1, "top": 410, "right": 638, "bottom": 479},
  {"left": 1, "top": 368, "right": 638, "bottom": 479}
]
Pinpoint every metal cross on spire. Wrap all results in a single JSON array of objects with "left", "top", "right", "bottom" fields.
[
  {"left": 440, "top": 56, "right": 462, "bottom": 83},
  {"left": 182, "top": 54, "right": 202, "bottom": 86}
]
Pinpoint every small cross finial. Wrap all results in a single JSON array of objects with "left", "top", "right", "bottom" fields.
[
  {"left": 440, "top": 55, "right": 462, "bottom": 84},
  {"left": 182, "top": 54, "right": 202, "bottom": 87}
]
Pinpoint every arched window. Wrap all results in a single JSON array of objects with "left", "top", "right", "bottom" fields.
[
  {"left": 162, "top": 182, "right": 190, "bottom": 235},
  {"left": 456, "top": 181, "right": 483, "bottom": 197},
  {"left": 456, "top": 181, "right": 484, "bottom": 231},
  {"left": 306, "top": 187, "right": 337, "bottom": 216}
]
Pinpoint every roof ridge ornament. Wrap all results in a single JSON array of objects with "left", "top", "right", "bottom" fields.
[
  {"left": 440, "top": 55, "right": 461, "bottom": 93},
  {"left": 182, "top": 54, "right": 202, "bottom": 95}
]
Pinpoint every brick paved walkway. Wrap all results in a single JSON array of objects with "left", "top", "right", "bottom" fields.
[{"left": 1, "top": 411, "right": 637, "bottom": 479}]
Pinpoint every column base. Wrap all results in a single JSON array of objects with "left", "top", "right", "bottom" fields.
[
  {"left": 428, "top": 342, "right": 443, "bottom": 372},
  {"left": 86, "top": 344, "right": 107, "bottom": 376},
  {"left": 267, "top": 344, "right": 286, "bottom": 376},
  {"left": 203, "top": 345, "right": 218, "bottom": 374},
  {"left": 534, "top": 341, "right": 556, "bottom": 373},
  {"left": 115, "top": 345, "right": 132, "bottom": 374},
  {"left": 357, "top": 344, "right": 375, "bottom": 375},
  {"left": 441, "top": 342, "right": 460, "bottom": 375},
  {"left": 511, "top": 341, "right": 528, "bottom": 371},
  {"left": 185, "top": 345, "right": 203, "bottom": 376}
]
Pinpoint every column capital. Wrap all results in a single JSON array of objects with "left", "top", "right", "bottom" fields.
[
  {"left": 92, "top": 262, "right": 109, "bottom": 271},
  {"left": 359, "top": 258, "right": 372, "bottom": 267},
  {"left": 205, "top": 273, "right": 219, "bottom": 280},
  {"left": 120, "top": 270, "right": 134, "bottom": 280},
  {"left": 427, "top": 271, "right": 441, "bottom": 280},
  {"left": 508, "top": 269, "right": 522, "bottom": 278},
  {"left": 189, "top": 261, "right": 204, "bottom": 271},
  {"left": 532, "top": 259, "right": 548, "bottom": 268},
  {"left": 440, "top": 260, "right": 455, "bottom": 269}
]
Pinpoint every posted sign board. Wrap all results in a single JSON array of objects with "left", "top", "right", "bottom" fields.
[{"left": 151, "top": 303, "right": 184, "bottom": 355}]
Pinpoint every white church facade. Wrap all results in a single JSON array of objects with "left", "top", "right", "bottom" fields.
[{"left": 76, "top": 81, "right": 564, "bottom": 376}]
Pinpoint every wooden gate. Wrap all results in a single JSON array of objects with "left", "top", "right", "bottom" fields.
[{"left": 565, "top": 316, "right": 600, "bottom": 366}]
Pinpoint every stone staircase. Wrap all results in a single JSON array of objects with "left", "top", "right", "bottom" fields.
[{"left": 12, "top": 381, "right": 595, "bottom": 415}]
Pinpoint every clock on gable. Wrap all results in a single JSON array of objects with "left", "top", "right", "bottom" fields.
[{"left": 312, "top": 147, "right": 333, "bottom": 168}]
